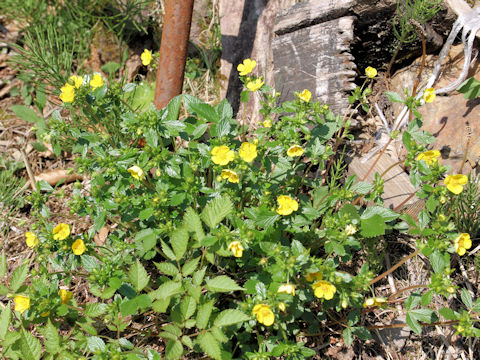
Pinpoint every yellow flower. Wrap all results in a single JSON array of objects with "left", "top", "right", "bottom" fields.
[
  {"left": 59, "top": 83, "right": 75, "bottom": 103},
  {"left": 228, "top": 241, "right": 244, "bottom": 257},
  {"left": 41, "top": 311, "right": 50, "bottom": 317},
  {"left": 90, "top": 74, "right": 104, "bottom": 90},
  {"left": 221, "top": 169, "right": 240, "bottom": 183},
  {"left": 53, "top": 223, "right": 70, "bottom": 240},
  {"left": 58, "top": 289, "right": 73, "bottom": 304},
  {"left": 141, "top": 49, "right": 153, "bottom": 66},
  {"left": 14, "top": 295, "right": 30, "bottom": 314},
  {"left": 262, "top": 119, "right": 272, "bottom": 128},
  {"left": 239, "top": 142, "right": 258, "bottom": 162},
  {"left": 365, "top": 66, "right": 377, "bottom": 79},
  {"left": 423, "top": 88, "right": 436, "bottom": 103},
  {"left": 298, "top": 89, "right": 312, "bottom": 102},
  {"left": 237, "top": 58, "right": 256, "bottom": 76},
  {"left": 363, "top": 297, "right": 387, "bottom": 308},
  {"left": 277, "top": 283, "right": 295, "bottom": 296},
  {"left": 72, "top": 239, "right": 86, "bottom": 255},
  {"left": 211, "top": 145, "right": 235, "bottom": 166},
  {"left": 276, "top": 195, "right": 299, "bottom": 216},
  {"left": 286, "top": 145, "right": 304, "bottom": 157},
  {"left": 252, "top": 304, "right": 274, "bottom": 326},
  {"left": 246, "top": 78, "right": 264, "bottom": 92},
  {"left": 128, "top": 165, "right": 145, "bottom": 180},
  {"left": 69, "top": 75, "right": 83, "bottom": 89},
  {"left": 25, "top": 232, "right": 38, "bottom": 248},
  {"left": 312, "top": 280, "right": 336, "bottom": 300},
  {"left": 444, "top": 174, "right": 468, "bottom": 195},
  {"left": 278, "top": 302, "right": 286, "bottom": 312},
  {"left": 416, "top": 150, "right": 441, "bottom": 166},
  {"left": 305, "top": 271, "right": 322, "bottom": 282},
  {"left": 344, "top": 225, "right": 357, "bottom": 236},
  {"left": 454, "top": 233, "right": 472, "bottom": 256}
]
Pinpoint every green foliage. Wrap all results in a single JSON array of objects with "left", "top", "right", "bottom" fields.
[{"left": 457, "top": 77, "right": 480, "bottom": 99}]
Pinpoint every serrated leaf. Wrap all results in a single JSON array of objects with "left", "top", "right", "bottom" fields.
[
  {"left": 213, "top": 309, "right": 250, "bottom": 327},
  {"left": 351, "top": 181, "right": 373, "bottom": 194},
  {"left": 10, "top": 262, "right": 29, "bottom": 292},
  {"left": 197, "top": 331, "right": 222, "bottom": 360},
  {"left": 150, "top": 281, "right": 182, "bottom": 300},
  {"left": 77, "top": 322, "right": 97, "bottom": 335},
  {"left": 161, "top": 240, "right": 177, "bottom": 261},
  {"left": 206, "top": 275, "right": 244, "bottom": 293},
  {"left": 210, "top": 326, "right": 228, "bottom": 343},
  {"left": 11, "top": 105, "right": 41, "bottom": 123},
  {"left": 188, "top": 102, "right": 220, "bottom": 123},
  {"left": 42, "top": 320, "right": 60, "bottom": 354},
  {"left": 20, "top": 328, "right": 41, "bottom": 360},
  {"left": 181, "top": 335, "right": 194, "bottom": 349},
  {"left": 84, "top": 303, "right": 107, "bottom": 317},
  {"left": 384, "top": 91, "right": 404, "bottom": 103},
  {"left": 360, "top": 214, "right": 386, "bottom": 237},
  {"left": 342, "top": 328, "right": 353, "bottom": 347},
  {"left": 201, "top": 196, "right": 233, "bottom": 229},
  {"left": 461, "top": 288, "right": 473, "bottom": 309},
  {"left": 196, "top": 300, "right": 215, "bottom": 329},
  {"left": 155, "top": 262, "right": 179, "bottom": 276},
  {"left": 193, "top": 267, "right": 206, "bottom": 285},
  {"left": 438, "top": 307, "right": 457, "bottom": 320},
  {"left": 180, "top": 296, "right": 196, "bottom": 320},
  {"left": 0, "top": 305, "right": 12, "bottom": 340},
  {"left": 120, "top": 299, "right": 138, "bottom": 316},
  {"left": 0, "top": 252, "right": 6, "bottom": 278},
  {"left": 406, "top": 313, "right": 422, "bottom": 334},
  {"left": 361, "top": 206, "right": 399, "bottom": 222},
  {"left": 86, "top": 336, "right": 106, "bottom": 352},
  {"left": 170, "top": 227, "right": 189, "bottom": 260},
  {"left": 430, "top": 251, "right": 448, "bottom": 274},
  {"left": 182, "top": 257, "right": 200, "bottom": 276},
  {"left": 134, "top": 229, "right": 157, "bottom": 252},
  {"left": 184, "top": 207, "right": 205, "bottom": 242},
  {"left": 166, "top": 95, "right": 182, "bottom": 121},
  {"left": 129, "top": 259, "right": 150, "bottom": 292},
  {"left": 409, "top": 308, "right": 436, "bottom": 323},
  {"left": 165, "top": 339, "right": 183, "bottom": 360},
  {"left": 457, "top": 76, "right": 480, "bottom": 99}
]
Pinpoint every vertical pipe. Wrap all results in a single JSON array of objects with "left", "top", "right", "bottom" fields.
[{"left": 154, "top": 0, "right": 195, "bottom": 110}]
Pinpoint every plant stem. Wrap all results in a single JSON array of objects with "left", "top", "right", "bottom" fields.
[{"left": 370, "top": 248, "right": 420, "bottom": 285}]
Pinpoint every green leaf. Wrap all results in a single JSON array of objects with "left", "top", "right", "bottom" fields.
[
  {"left": 188, "top": 102, "right": 220, "bottom": 123},
  {"left": 181, "top": 335, "right": 194, "bottom": 349},
  {"left": 161, "top": 240, "right": 177, "bottom": 261},
  {"left": 196, "top": 300, "right": 215, "bottom": 330},
  {"left": 206, "top": 275, "right": 244, "bottom": 293},
  {"left": 201, "top": 196, "right": 233, "bottom": 229},
  {"left": 197, "top": 331, "right": 222, "bottom": 360},
  {"left": 409, "top": 309, "right": 436, "bottom": 323},
  {"left": 134, "top": 229, "right": 157, "bottom": 252},
  {"left": 184, "top": 207, "right": 205, "bottom": 242},
  {"left": 438, "top": 307, "right": 457, "bottom": 320},
  {"left": 342, "top": 328, "right": 354, "bottom": 347},
  {"left": 0, "top": 252, "right": 6, "bottom": 278},
  {"left": 42, "top": 320, "right": 60, "bottom": 354},
  {"left": 406, "top": 313, "right": 422, "bottom": 334},
  {"left": 213, "top": 309, "right": 250, "bottom": 327},
  {"left": 457, "top": 76, "right": 480, "bottom": 99},
  {"left": 384, "top": 91, "right": 404, "bottom": 103},
  {"left": 101, "top": 61, "right": 120, "bottom": 75},
  {"left": 0, "top": 305, "right": 12, "bottom": 340},
  {"left": 11, "top": 105, "right": 41, "bottom": 123},
  {"left": 193, "top": 267, "right": 206, "bottom": 285},
  {"left": 254, "top": 209, "right": 280, "bottom": 230},
  {"left": 165, "top": 339, "right": 183, "bottom": 360},
  {"left": 351, "top": 181, "right": 373, "bottom": 194},
  {"left": 86, "top": 336, "right": 106, "bottom": 353},
  {"left": 361, "top": 206, "right": 399, "bottom": 222},
  {"left": 360, "top": 214, "right": 385, "bottom": 237},
  {"left": 182, "top": 257, "right": 200, "bottom": 276},
  {"left": 210, "top": 326, "right": 228, "bottom": 343},
  {"left": 129, "top": 259, "right": 150, "bottom": 292},
  {"left": 352, "top": 326, "right": 371, "bottom": 340},
  {"left": 10, "top": 262, "right": 29, "bottom": 292},
  {"left": 180, "top": 296, "right": 196, "bottom": 320},
  {"left": 150, "top": 281, "right": 183, "bottom": 300},
  {"left": 84, "top": 303, "right": 107, "bottom": 317},
  {"left": 430, "top": 251, "right": 448, "bottom": 274},
  {"left": 170, "top": 227, "right": 189, "bottom": 260},
  {"left": 421, "top": 290, "right": 433, "bottom": 307},
  {"left": 20, "top": 328, "right": 42, "bottom": 360},
  {"left": 155, "top": 262, "right": 179, "bottom": 276},
  {"left": 166, "top": 95, "right": 182, "bottom": 121},
  {"left": 461, "top": 288, "right": 473, "bottom": 309},
  {"left": 120, "top": 299, "right": 138, "bottom": 316}
]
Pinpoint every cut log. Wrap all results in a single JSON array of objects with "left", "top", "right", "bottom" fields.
[
  {"left": 274, "top": 0, "right": 355, "bottom": 35},
  {"left": 273, "top": 16, "right": 356, "bottom": 114}
]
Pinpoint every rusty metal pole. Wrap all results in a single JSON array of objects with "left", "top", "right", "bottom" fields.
[{"left": 154, "top": 0, "right": 195, "bottom": 110}]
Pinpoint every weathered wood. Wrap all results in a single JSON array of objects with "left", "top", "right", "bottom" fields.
[
  {"left": 274, "top": 0, "right": 355, "bottom": 35},
  {"left": 273, "top": 16, "right": 356, "bottom": 114},
  {"left": 348, "top": 155, "right": 419, "bottom": 213}
]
